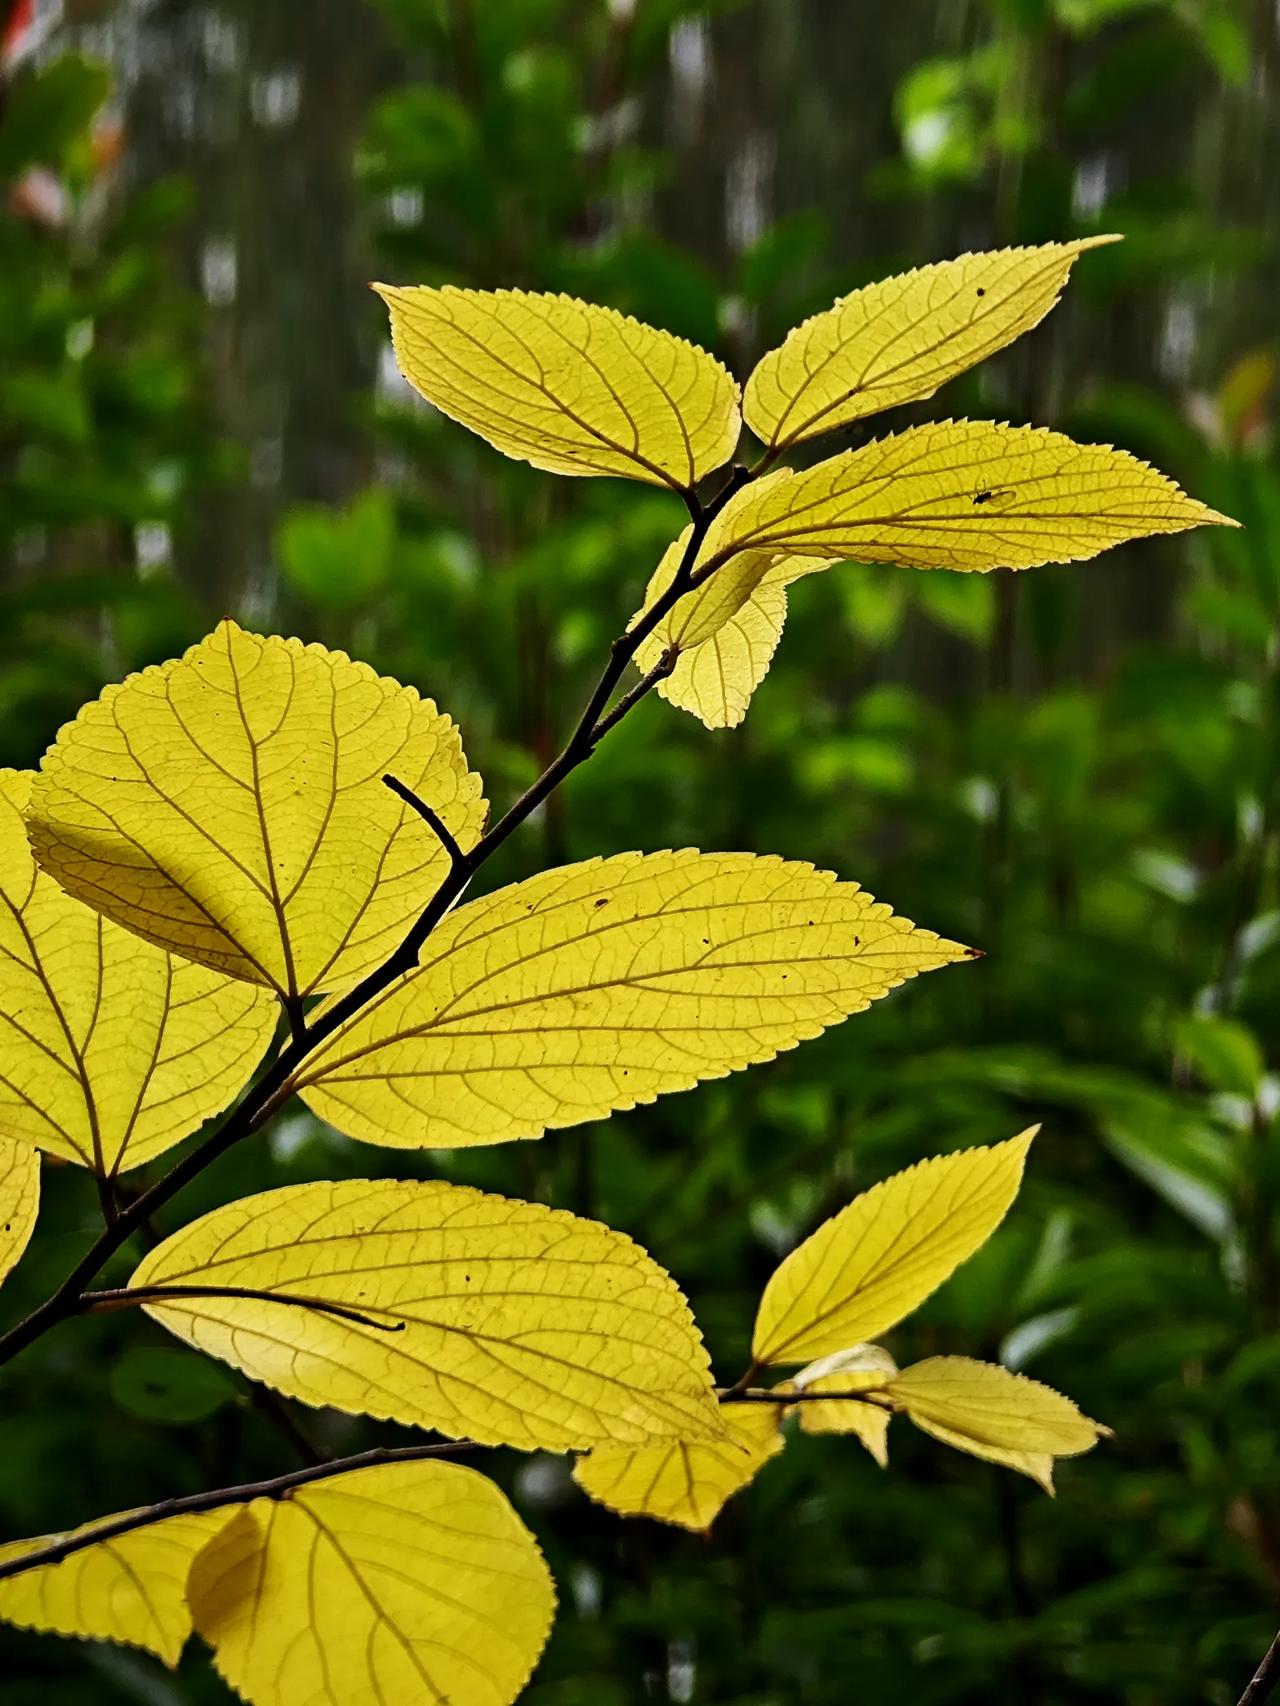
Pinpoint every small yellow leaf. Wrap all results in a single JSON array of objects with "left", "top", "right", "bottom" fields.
[
  {"left": 632, "top": 524, "right": 825, "bottom": 728},
  {"left": 574, "top": 1400, "right": 784, "bottom": 1532},
  {"left": 702, "top": 421, "right": 1236, "bottom": 574},
  {"left": 27, "top": 622, "right": 487, "bottom": 1000},
  {"left": 0, "top": 1137, "right": 39, "bottom": 1284},
  {"left": 0, "top": 1508, "right": 230, "bottom": 1665},
  {"left": 887, "top": 1356, "right": 1108, "bottom": 1491},
  {"left": 786, "top": 1344, "right": 898, "bottom": 1463},
  {"left": 744, "top": 238, "right": 1120, "bottom": 451},
  {"left": 188, "top": 1460, "right": 555, "bottom": 1706},
  {"left": 752, "top": 1130, "right": 1035, "bottom": 1366},
  {"left": 0, "top": 769, "right": 276, "bottom": 1174},
  {"left": 375, "top": 283, "right": 741, "bottom": 491},
  {"left": 291, "top": 851, "right": 968, "bottom": 1148},
  {"left": 131, "top": 1178, "right": 722, "bottom": 1451}
]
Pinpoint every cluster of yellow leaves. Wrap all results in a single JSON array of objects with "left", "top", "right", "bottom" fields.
[
  {"left": 376, "top": 240, "right": 1235, "bottom": 731},
  {"left": 0, "top": 1461, "right": 555, "bottom": 1706},
  {"left": 1, "top": 239, "right": 1201, "bottom": 1704},
  {"left": 573, "top": 1131, "right": 1109, "bottom": 1530}
]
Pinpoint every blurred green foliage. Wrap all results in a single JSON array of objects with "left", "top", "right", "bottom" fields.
[{"left": 2, "top": 0, "right": 1279, "bottom": 1702}]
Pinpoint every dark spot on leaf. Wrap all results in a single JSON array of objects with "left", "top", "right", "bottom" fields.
[
  {"left": 976, "top": 287, "right": 986, "bottom": 296},
  {"left": 594, "top": 897, "right": 609, "bottom": 908},
  {"left": 973, "top": 490, "right": 993, "bottom": 505}
]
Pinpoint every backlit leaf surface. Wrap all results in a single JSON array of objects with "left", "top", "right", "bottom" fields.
[
  {"left": 28, "top": 622, "right": 486, "bottom": 1000},
  {"left": 743, "top": 239, "right": 1118, "bottom": 450},
  {"left": 375, "top": 284, "right": 740, "bottom": 490},
  {"left": 188, "top": 1460, "right": 555, "bottom": 1706},
  {"left": 0, "top": 769, "right": 275, "bottom": 1174},
  {"left": 632, "top": 526, "right": 825, "bottom": 728},
  {"left": 132, "top": 1178, "right": 721, "bottom": 1451},
  {"left": 0, "top": 1509, "right": 228, "bottom": 1664},
  {"left": 887, "top": 1357, "right": 1108, "bottom": 1491},
  {"left": 0, "top": 1137, "right": 39, "bottom": 1284},
  {"left": 752, "top": 1131, "right": 1035, "bottom": 1365},
  {"left": 292, "top": 851, "right": 968, "bottom": 1148},
  {"left": 786, "top": 1344, "right": 899, "bottom": 1463},
  {"left": 573, "top": 1400, "right": 784, "bottom": 1532},
  {"left": 703, "top": 421, "right": 1235, "bottom": 574}
]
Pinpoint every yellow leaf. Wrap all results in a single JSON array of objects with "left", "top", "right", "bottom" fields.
[
  {"left": 887, "top": 1357, "right": 1109, "bottom": 1492},
  {"left": 632, "top": 525, "right": 825, "bottom": 728},
  {"left": 752, "top": 1129, "right": 1035, "bottom": 1366},
  {"left": 0, "top": 1137, "right": 39, "bottom": 1284},
  {"left": 188, "top": 1460, "right": 555, "bottom": 1706},
  {"left": 27, "top": 622, "right": 487, "bottom": 1000},
  {"left": 743, "top": 238, "right": 1120, "bottom": 451},
  {"left": 0, "top": 1508, "right": 229, "bottom": 1664},
  {"left": 291, "top": 851, "right": 969, "bottom": 1148},
  {"left": 374, "top": 283, "right": 741, "bottom": 491},
  {"left": 702, "top": 421, "right": 1236, "bottom": 574},
  {"left": 785, "top": 1344, "right": 898, "bottom": 1464},
  {"left": 574, "top": 1400, "right": 784, "bottom": 1532},
  {"left": 0, "top": 769, "right": 276, "bottom": 1174},
  {"left": 131, "top": 1178, "right": 722, "bottom": 1451}
]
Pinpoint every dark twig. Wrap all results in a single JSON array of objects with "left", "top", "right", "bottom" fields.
[
  {"left": 383, "top": 775, "right": 468, "bottom": 874},
  {"left": 721, "top": 1387, "right": 894, "bottom": 1409},
  {"left": 1238, "top": 1630, "right": 1280, "bottom": 1706},
  {"left": 0, "top": 1441, "right": 481, "bottom": 1585},
  {"left": 82, "top": 1284, "right": 406, "bottom": 1334}
]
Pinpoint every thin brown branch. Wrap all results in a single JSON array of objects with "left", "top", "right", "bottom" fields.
[
  {"left": 81, "top": 1284, "right": 406, "bottom": 1334},
  {"left": 721, "top": 1387, "right": 895, "bottom": 1409},
  {"left": 0, "top": 1441, "right": 481, "bottom": 1586},
  {"left": 1239, "top": 1630, "right": 1280, "bottom": 1706},
  {"left": 383, "top": 775, "right": 468, "bottom": 874}
]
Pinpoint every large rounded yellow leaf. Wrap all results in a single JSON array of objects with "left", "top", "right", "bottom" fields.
[
  {"left": 131, "top": 1178, "right": 722, "bottom": 1451},
  {"left": 0, "top": 1137, "right": 39, "bottom": 1284},
  {"left": 291, "top": 851, "right": 970, "bottom": 1148},
  {"left": 0, "top": 1508, "right": 229, "bottom": 1665},
  {"left": 743, "top": 238, "right": 1119, "bottom": 451},
  {"left": 0, "top": 769, "right": 275, "bottom": 1174},
  {"left": 188, "top": 1460, "right": 555, "bottom": 1706},
  {"left": 752, "top": 1130, "right": 1035, "bottom": 1366},
  {"left": 375, "top": 283, "right": 741, "bottom": 490},
  {"left": 573, "top": 1400, "right": 784, "bottom": 1532},
  {"left": 27, "top": 622, "right": 487, "bottom": 1000},
  {"left": 887, "top": 1357, "right": 1109, "bottom": 1492},
  {"left": 702, "top": 421, "right": 1236, "bottom": 574}
]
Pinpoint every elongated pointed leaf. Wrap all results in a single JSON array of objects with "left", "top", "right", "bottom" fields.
[
  {"left": 188, "top": 1461, "right": 555, "bottom": 1706},
  {"left": 703, "top": 421, "right": 1236, "bottom": 574},
  {"left": 887, "top": 1357, "right": 1108, "bottom": 1491},
  {"left": 752, "top": 1130, "right": 1035, "bottom": 1365},
  {"left": 28, "top": 623, "right": 487, "bottom": 1000},
  {"left": 744, "top": 238, "right": 1119, "bottom": 450},
  {"left": 1, "top": 769, "right": 275, "bottom": 1174},
  {"left": 375, "top": 284, "right": 741, "bottom": 490},
  {"left": 291, "top": 851, "right": 970, "bottom": 1149},
  {"left": 131, "top": 1178, "right": 721, "bottom": 1451}
]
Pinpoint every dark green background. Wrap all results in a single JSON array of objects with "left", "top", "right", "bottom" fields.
[{"left": 2, "top": 1, "right": 1279, "bottom": 1701}]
